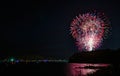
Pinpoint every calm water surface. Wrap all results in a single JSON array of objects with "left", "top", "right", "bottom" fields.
[
  {"left": 66, "top": 63, "right": 111, "bottom": 76},
  {"left": 1, "top": 62, "right": 119, "bottom": 76}
]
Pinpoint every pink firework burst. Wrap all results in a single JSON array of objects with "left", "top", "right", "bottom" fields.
[{"left": 70, "top": 12, "right": 109, "bottom": 51}]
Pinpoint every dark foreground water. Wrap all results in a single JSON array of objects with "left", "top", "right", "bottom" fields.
[{"left": 0, "top": 62, "right": 120, "bottom": 76}]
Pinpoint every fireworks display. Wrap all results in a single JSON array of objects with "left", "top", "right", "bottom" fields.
[{"left": 70, "top": 11, "right": 109, "bottom": 51}]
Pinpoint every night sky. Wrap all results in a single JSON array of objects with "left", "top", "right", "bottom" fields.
[{"left": 0, "top": 0, "right": 120, "bottom": 59}]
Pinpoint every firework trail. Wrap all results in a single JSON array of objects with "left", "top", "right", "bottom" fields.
[{"left": 70, "top": 12, "right": 109, "bottom": 51}]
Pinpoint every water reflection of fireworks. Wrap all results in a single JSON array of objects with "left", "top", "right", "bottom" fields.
[{"left": 67, "top": 63, "right": 110, "bottom": 76}]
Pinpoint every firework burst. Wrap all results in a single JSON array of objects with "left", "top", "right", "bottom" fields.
[{"left": 70, "top": 12, "right": 109, "bottom": 51}]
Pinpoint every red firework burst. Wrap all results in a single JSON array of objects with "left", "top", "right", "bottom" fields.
[{"left": 70, "top": 12, "right": 109, "bottom": 51}]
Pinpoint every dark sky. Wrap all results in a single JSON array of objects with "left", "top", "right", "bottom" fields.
[{"left": 0, "top": 0, "right": 120, "bottom": 59}]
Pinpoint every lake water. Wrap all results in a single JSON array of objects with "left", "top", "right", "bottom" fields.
[
  {"left": 0, "top": 62, "right": 119, "bottom": 76},
  {"left": 66, "top": 63, "right": 112, "bottom": 76}
]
